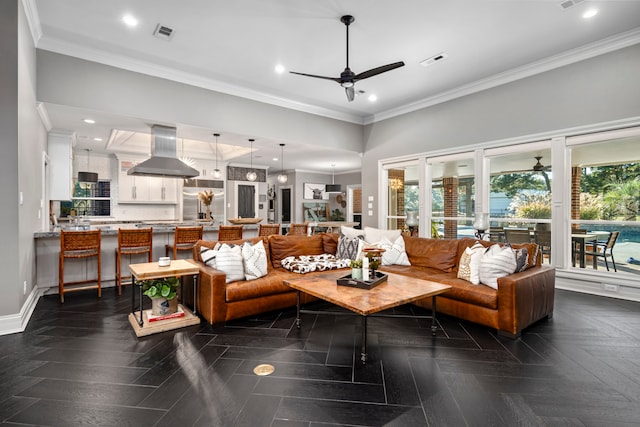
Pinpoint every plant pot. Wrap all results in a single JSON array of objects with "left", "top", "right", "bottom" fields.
[
  {"left": 351, "top": 268, "right": 363, "bottom": 280},
  {"left": 151, "top": 297, "right": 178, "bottom": 316}
]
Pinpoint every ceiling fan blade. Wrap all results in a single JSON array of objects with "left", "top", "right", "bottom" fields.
[
  {"left": 289, "top": 71, "right": 340, "bottom": 83},
  {"left": 345, "top": 86, "right": 355, "bottom": 102},
  {"left": 354, "top": 61, "right": 405, "bottom": 81}
]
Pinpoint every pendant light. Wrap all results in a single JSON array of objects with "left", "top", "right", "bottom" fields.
[
  {"left": 212, "top": 133, "right": 222, "bottom": 179},
  {"left": 246, "top": 138, "right": 257, "bottom": 181},
  {"left": 78, "top": 149, "right": 98, "bottom": 183},
  {"left": 277, "top": 143, "right": 288, "bottom": 183},
  {"left": 325, "top": 164, "right": 342, "bottom": 193}
]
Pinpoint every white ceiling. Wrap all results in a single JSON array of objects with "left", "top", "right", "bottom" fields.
[{"left": 30, "top": 0, "right": 640, "bottom": 173}]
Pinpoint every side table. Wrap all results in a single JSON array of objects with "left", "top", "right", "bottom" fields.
[{"left": 128, "top": 259, "right": 200, "bottom": 337}]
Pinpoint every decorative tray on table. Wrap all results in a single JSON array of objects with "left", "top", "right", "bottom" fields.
[
  {"left": 337, "top": 271, "right": 388, "bottom": 290},
  {"left": 227, "top": 218, "right": 263, "bottom": 225}
]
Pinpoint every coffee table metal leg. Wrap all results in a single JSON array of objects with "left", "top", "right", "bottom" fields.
[
  {"left": 295, "top": 291, "right": 301, "bottom": 328},
  {"left": 132, "top": 278, "right": 143, "bottom": 327},
  {"left": 431, "top": 295, "right": 437, "bottom": 336},
  {"left": 192, "top": 273, "right": 198, "bottom": 314},
  {"left": 361, "top": 316, "right": 368, "bottom": 364}
]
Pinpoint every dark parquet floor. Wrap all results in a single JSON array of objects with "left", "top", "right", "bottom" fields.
[{"left": 1, "top": 287, "right": 639, "bottom": 426}]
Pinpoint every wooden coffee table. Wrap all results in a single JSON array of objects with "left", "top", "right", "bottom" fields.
[{"left": 284, "top": 271, "right": 451, "bottom": 363}]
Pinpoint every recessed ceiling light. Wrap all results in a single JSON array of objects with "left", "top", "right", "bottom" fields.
[
  {"left": 274, "top": 64, "right": 286, "bottom": 74},
  {"left": 583, "top": 8, "right": 598, "bottom": 18},
  {"left": 368, "top": 94, "right": 377, "bottom": 102},
  {"left": 93, "top": 137, "right": 103, "bottom": 142},
  {"left": 272, "top": 157, "right": 278, "bottom": 161},
  {"left": 122, "top": 14, "right": 139, "bottom": 27},
  {"left": 83, "top": 118, "right": 95, "bottom": 124}
]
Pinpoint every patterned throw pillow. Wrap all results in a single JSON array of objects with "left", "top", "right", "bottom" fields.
[
  {"left": 508, "top": 244, "right": 530, "bottom": 273},
  {"left": 479, "top": 244, "right": 517, "bottom": 289},
  {"left": 215, "top": 244, "right": 245, "bottom": 283},
  {"left": 457, "top": 242, "right": 484, "bottom": 284},
  {"left": 379, "top": 236, "right": 411, "bottom": 266},
  {"left": 200, "top": 246, "right": 217, "bottom": 269},
  {"left": 242, "top": 241, "right": 268, "bottom": 281},
  {"left": 336, "top": 233, "right": 364, "bottom": 260},
  {"left": 281, "top": 254, "right": 350, "bottom": 274}
]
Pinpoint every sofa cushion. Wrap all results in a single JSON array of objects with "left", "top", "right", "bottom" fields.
[
  {"left": 479, "top": 244, "right": 517, "bottom": 289},
  {"left": 321, "top": 232, "right": 340, "bottom": 255},
  {"left": 197, "top": 237, "right": 273, "bottom": 273},
  {"left": 456, "top": 238, "right": 540, "bottom": 271},
  {"left": 364, "top": 226, "right": 401, "bottom": 244},
  {"left": 215, "top": 244, "right": 245, "bottom": 283},
  {"left": 341, "top": 225, "right": 364, "bottom": 239},
  {"left": 242, "top": 240, "right": 268, "bottom": 281},
  {"left": 225, "top": 269, "right": 297, "bottom": 302},
  {"left": 336, "top": 233, "right": 364, "bottom": 260},
  {"left": 457, "top": 241, "right": 484, "bottom": 284},
  {"left": 380, "top": 235, "right": 411, "bottom": 266},
  {"left": 380, "top": 265, "right": 497, "bottom": 309},
  {"left": 403, "top": 235, "right": 459, "bottom": 272},
  {"left": 268, "top": 234, "right": 324, "bottom": 268}
]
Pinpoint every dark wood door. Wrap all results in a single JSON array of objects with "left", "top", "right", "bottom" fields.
[
  {"left": 238, "top": 185, "right": 255, "bottom": 218},
  {"left": 281, "top": 188, "right": 291, "bottom": 222}
]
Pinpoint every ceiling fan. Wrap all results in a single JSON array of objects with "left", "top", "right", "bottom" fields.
[
  {"left": 289, "top": 15, "right": 405, "bottom": 102},
  {"left": 532, "top": 156, "right": 550, "bottom": 172}
]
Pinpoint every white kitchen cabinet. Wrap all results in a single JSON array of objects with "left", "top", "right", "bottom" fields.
[
  {"left": 48, "top": 131, "right": 75, "bottom": 201},
  {"left": 117, "top": 159, "right": 177, "bottom": 204}
]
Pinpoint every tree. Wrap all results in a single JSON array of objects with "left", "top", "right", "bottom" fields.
[
  {"left": 582, "top": 163, "right": 640, "bottom": 194},
  {"left": 602, "top": 178, "right": 640, "bottom": 221},
  {"left": 490, "top": 173, "right": 548, "bottom": 198}
]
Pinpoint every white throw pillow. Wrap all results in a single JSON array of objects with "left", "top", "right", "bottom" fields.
[
  {"left": 364, "top": 226, "right": 401, "bottom": 244},
  {"left": 341, "top": 225, "right": 364, "bottom": 239},
  {"left": 379, "top": 236, "right": 411, "bottom": 266},
  {"left": 215, "top": 244, "right": 245, "bottom": 283},
  {"left": 336, "top": 233, "right": 364, "bottom": 260},
  {"left": 479, "top": 244, "right": 517, "bottom": 289},
  {"left": 200, "top": 246, "right": 217, "bottom": 269},
  {"left": 457, "top": 242, "right": 485, "bottom": 284},
  {"left": 242, "top": 241, "right": 268, "bottom": 281}
]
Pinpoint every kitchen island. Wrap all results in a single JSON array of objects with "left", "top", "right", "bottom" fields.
[{"left": 34, "top": 222, "right": 259, "bottom": 296}]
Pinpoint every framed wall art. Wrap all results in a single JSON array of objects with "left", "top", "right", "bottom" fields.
[
  {"left": 302, "top": 202, "right": 329, "bottom": 222},
  {"left": 303, "top": 183, "right": 328, "bottom": 200}
]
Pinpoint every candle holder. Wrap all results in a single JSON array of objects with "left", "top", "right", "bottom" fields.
[{"left": 472, "top": 213, "right": 489, "bottom": 240}]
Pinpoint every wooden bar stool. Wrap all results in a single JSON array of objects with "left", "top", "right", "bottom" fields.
[
  {"left": 59, "top": 230, "right": 102, "bottom": 303},
  {"left": 288, "top": 223, "right": 308, "bottom": 235},
  {"left": 115, "top": 228, "right": 153, "bottom": 296},
  {"left": 218, "top": 225, "right": 244, "bottom": 241},
  {"left": 258, "top": 223, "right": 280, "bottom": 237},
  {"left": 165, "top": 226, "right": 203, "bottom": 260}
]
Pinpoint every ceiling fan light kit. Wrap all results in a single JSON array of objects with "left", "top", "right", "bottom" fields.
[{"left": 290, "top": 15, "right": 404, "bottom": 102}]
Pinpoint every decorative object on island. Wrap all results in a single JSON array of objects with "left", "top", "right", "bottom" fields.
[
  {"left": 246, "top": 138, "right": 257, "bottom": 181},
  {"left": 325, "top": 164, "right": 342, "bottom": 193},
  {"left": 472, "top": 212, "right": 490, "bottom": 240},
  {"left": 142, "top": 276, "right": 180, "bottom": 316},
  {"left": 198, "top": 189, "right": 214, "bottom": 221},
  {"left": 277, "top": 143, "right": 288, "bottom": 183},
  {"left": 227, "top": 217, "right": 262, "bottom": 225},
  {"left": 212, "top": 133, "right": 222, "bottom": 179}
]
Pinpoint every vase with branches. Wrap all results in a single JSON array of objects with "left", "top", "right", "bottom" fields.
[{"left": 198, "top": 190, "right": 214, "bottom": 221}]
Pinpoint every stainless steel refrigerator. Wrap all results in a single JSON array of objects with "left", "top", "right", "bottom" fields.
[{"left": 182, "top": 179, "right": 225, "bottom": 223}]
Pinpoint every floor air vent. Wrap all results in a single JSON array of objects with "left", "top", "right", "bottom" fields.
[{"left": 153, "top": 24, "right": 175, "bottom": 40}]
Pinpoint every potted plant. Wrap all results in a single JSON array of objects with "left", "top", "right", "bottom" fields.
[
  {"left": 142, "top": 277, "right": 180, "bottom": 316},
  {"left": 350, "top": 259, "right": 363, "bottom": 280}
]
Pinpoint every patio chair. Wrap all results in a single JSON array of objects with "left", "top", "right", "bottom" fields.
[
  {"left": 534, "top": 229, "right": 552, "bottom": 263},
  {"left": 584, "top": 231, "right": 619, "bottom": 272},
  {"left": 504, "top": 229, "right": 532, "bottom": 244}
]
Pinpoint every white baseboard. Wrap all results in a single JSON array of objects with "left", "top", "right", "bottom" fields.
[{"left": 0, "top": 286, "right": 43, "bottom": 336}]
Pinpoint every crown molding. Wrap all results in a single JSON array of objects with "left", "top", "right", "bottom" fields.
[
  {"left": 20, "top": 0, "right": 41, "bottom": 45},
  {"left": 36, "top": 36, "right": 367, "bottom": 126},
  {"left": 366, "top": 28, "right": 640, "bottom": 125}
]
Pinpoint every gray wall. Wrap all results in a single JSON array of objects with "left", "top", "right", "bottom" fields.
[
  {"left": 0, "top": 1, "right": 47, "bottom": 319},
  {"left": 361, "top": 44, "right": 640, "bottom": 227},
  {"left": 36, "top": 51, "right": 363, "bottom": 155}
]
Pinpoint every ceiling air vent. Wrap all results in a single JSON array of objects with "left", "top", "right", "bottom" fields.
[
  {"left": 559, "top": 0, "right": 584, "bottom": 10},
  {"left": 419, "top": 52, "right": 449, "bottom": 68},
  {"left": 153, "top": 24, "right": 175, "bottom": 40}
]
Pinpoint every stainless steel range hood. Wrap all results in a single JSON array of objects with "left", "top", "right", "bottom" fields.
[{"left": 127, "top": 125, "right": 199, "bottom": 178}]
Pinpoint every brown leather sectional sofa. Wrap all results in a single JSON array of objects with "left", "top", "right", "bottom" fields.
[{"left": 192, "top": 233, "right": 555, "bottom": 338}]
